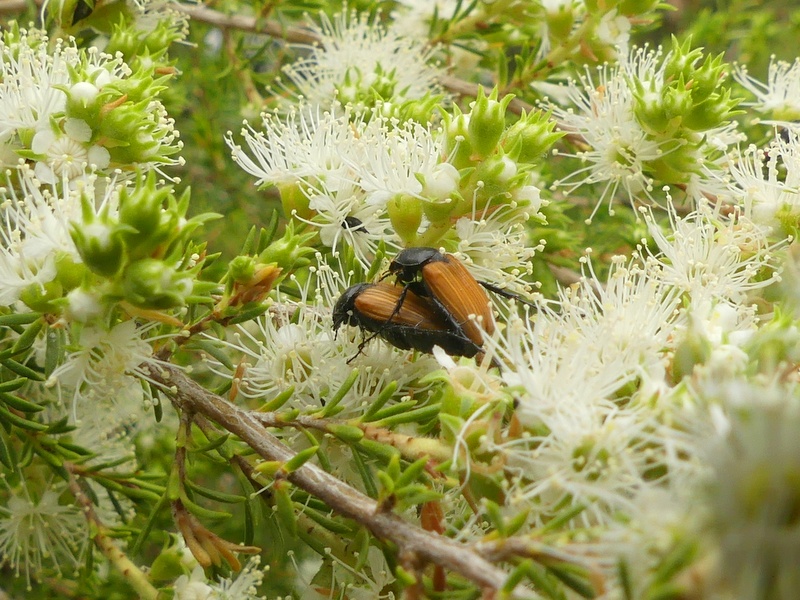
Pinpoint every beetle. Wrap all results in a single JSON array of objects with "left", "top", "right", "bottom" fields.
[
  {"left": 342, "top": 216, "right": 367, "bottom": 233},
  {"left": 386, "top": 248, "right": 497, "bottom": 348},
  {"left": 332, "top": 282, "right": 484, "bottom": 361}
]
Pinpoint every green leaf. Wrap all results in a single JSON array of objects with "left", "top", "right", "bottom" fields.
[
  {"left": 0, "top": 403, "right": 47, "bottom": 431},
  {"left": 2, "top": 359, "right": 45, "bottom": 381},
  {"left": 10, "top": 318, "right": 43, "bottom": 355},
  {"left": 189, "top": 433, "right": 231, "bottom": 454},
  {"left": 316, "top": 368, "right": 358, "bottom": 418},
  {"left": 372, "top": 404, "right": 441, "bottom": 427},
  {"left": 185, "top": 479, "right": 246, "bottom": 504},
  {"left": 181, "top": 494, "right": 233, "bottom": 520},
  {"left": 360, "top": 381, "right": 398, "bottom": 422},
  {"left": 0, "top": 378, "right": 27, "bottom": 393},
  {"left": 0, "top": 431, "right": 14, "bottom": 470},
  {"left": 0, "top": 312, "right": 42, "bottom": 327},
  {"left": 0, "top": 391, "right": 44, "bottom": 413}
]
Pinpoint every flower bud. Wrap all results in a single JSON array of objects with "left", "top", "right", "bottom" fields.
[
  {"left": 502, "top": 110, "right": 563, "bottom": 164},
  {"left": 420, "top": 163, "right": 460, "bottom": 201},
  {"left": 257, "top": 223, "right": 316, "bottom": 271},
  {"left": 228, "top": 256, "right": 256, "bottom": 284},
  {"left": 19, "top": 279, "right": 63, "bottom": 313},
  {"left": 387, "top": 194, "right": 424, "bottom": 244},
  {"left": 122, "top": 258, "right": 192, "bottom": 309},
  {"left": 545, "top": 4, "right": 575, "bottom": 40},
  {"left": 467, "top": 87, "right": 512, "bottom": 159},
  {"left": 672, "top": 329, "right": 711, "bottom": 383},
  {"left": 443, "top": 108, "right": 474, "bottom": 168},
  {"left": 118, "top": 172, "right": 179, "bottom": 258},
  {"left": 71, "top": 220, "right": 127, "bottom": 278}
]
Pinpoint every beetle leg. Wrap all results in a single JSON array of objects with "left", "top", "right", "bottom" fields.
[{"left": 478, "top": 281, "right": 537, "bottom": 309}]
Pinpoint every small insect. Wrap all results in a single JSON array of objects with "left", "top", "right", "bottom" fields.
[
  {"left": 342, "top": 216, "right": 367, "bottom": 233},
  {"left": 386, "top": 248, "right": 497, "bottom": 348},
  {"left": 332, "top": 282, "right": 483, "bottom": 361}
]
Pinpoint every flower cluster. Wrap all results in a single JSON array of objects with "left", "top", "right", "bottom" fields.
[
  {"left": 0, "top": 25, "right": 182, "bottom": 184},
  {"left": 547, "top": 40, "right": 742, "bottom": 213},
  {"left": 0, "top": 2, "right": 799, "bottom": 600}
]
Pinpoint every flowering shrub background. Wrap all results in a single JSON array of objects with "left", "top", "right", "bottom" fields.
[{"left": 0, "top": 0, "right": 799, "bottom": 598}]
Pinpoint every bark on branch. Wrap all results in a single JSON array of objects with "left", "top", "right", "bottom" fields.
[{"left": 146, "top": 362, "right": 537, "bottom": 598}]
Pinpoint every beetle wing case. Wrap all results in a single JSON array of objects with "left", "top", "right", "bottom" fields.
[
  {"left": 333, "top": 282, "right": 483, "bottom": 358},
  {"left": 423, "top": 255, "right": 496, "bottom": 345},
  {"left": 354, "top": 283, "right": 448, "bottom": 330}
]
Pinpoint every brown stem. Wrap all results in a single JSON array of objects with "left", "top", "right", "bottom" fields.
[
  {"left": 66, "top": 466, "right": 159, "bottom": 600},
  {"left": 146, "top": 362, "right": 537, "bottom": 598},
  {"left": 174, "top": 3, "right": 318, "bottom": 44}
]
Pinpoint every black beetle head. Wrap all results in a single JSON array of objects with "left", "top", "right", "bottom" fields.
[
  {"left": 332, "top": 284, "right": 371, "bottom": 330},
  {"left": 389, "top": 247, "right": 446, "bottom": 283}
]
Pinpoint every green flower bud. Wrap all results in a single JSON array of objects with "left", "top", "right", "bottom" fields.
[
  {"left": 688, "top": 55, "right": 727, "bottom": 103},
  {"left": 122, "top": 258, "right": 192, "bottom": 309},
  {"left": 467, "top": 87, "right": 512, "bottom": 159},
  {"left": 229, "top": 256, "right": 256, "bottom": 284},
  {"left": 662, "top": 82, "right": 694, "bottom": 120},
  {"left": 54, "top": 252, "right": 86, "bottom": 291},
  {"left": 545, "top": 4, "right": 575, "bottom": 40},
  {"left": 280, "top": 182, "right": 313, "bottom": 221},
  {"left": 633, "top": 81, "right": 671, "bottom": 134},
  {"left": 683, "top": 88, "right": 740, "bottom": 130},
  {"left": 149, "top": 549, "right": 186, "bottom": 584},
  {"left": 20, "top": 279, "right": 63, "bottom": 313},
  {"left": 71, "top": 220, "right": 127, "bottom": 278},
  {"left": 443, "top": 108, "right": 474, "bottom": 169},
  {"left": 672, "top": 330, "right": 712, "bottom": 382},
  {"left": 105, "top": 25, "right": 141, "bottom": 59},
  {"left": 387, "top": 194, "right": 424, "bottom": 244},
  {"left": 258, "top": 223, "right": 316, "bottom": 271},
  {"left": 422, "top": 196, "right": 457, "bottom": 224},
  {"left": 502, "top": 110, "right": 563, "bottom": 164},
  {"left": 118, "top": 171, "right": 180, "bottom": 258},
  {"left": 65, "top": 81, "right": 102, "bottom": 124},
  {"left": 664, "top": 37, "right": 702, "bottom": 82}
]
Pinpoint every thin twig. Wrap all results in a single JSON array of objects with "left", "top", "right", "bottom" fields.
[
  {"left": 66, "top": 465, "right": 159, "bottom": 600},
  {"left": 146, "top": 362, "right": 538, "bottom": 598},
  {"left": 174, "top": 3, "right": 317, "bottom": 44}
]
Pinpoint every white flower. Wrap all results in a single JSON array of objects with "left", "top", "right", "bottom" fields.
[
  {"left": 226, "top": 105, "right": 358, "bottom": 191},
  {"left": 734, "top": 57, "right": 800, "bottom": 123},
  {"left": 0, "top": 168, "right": 84, "bottom": 306},
  {"left": 691, "top": 378, "right": 800, "bottom": 599},
  {"left": 643, "top": 203, "right": 782, "bottom": 304},
  {"left": 0, "top": 485, "right": 88, "bottom": 590},
  {"left": 0, "top": 29, "right": 70, "bottom": 142},
  {"left": 548, "top": 60, "right": 663, "bottom": 213},
  {"left": 128, "top": 0, "right": 190, "bottom": 38},
  {"left": 297, "top": 180, "right": 394, "bottom": 266},
  {"left": 596, "top": 9, "right": 632, "bottom": 53},
  {"left": 727, "top": 131, "right": 800, "bottom": 226},
  {"left": 280, "top": 10, "right": 442, "bottom": 110},
  {"left": 47, "top": 320, "right": 161, "bottom": 416},
  {"left": 0, "top": 29, "right": 131, "bottom": 177},
  {"left": 174, "top": 557, "right": 266, "bottom": 600},
  {"left": 498, "top": 403, "right": 671, "bottom": 526},
  {"left": 348, "top": 117, "right": 445, "bottom": 207},
  {"left": 453, "top": 211, "right": 539, "bottom": 295},
  {"left": 547, "top": 46, "right": 738, "bottom": 211}
]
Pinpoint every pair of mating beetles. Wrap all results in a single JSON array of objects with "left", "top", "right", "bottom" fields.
[{"left": 333, "top": 248, "right": 501, "bottom": 361}]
